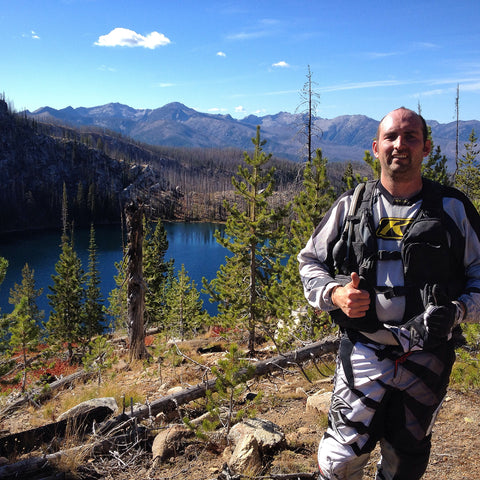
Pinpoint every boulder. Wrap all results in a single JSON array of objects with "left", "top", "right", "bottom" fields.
[
  {"left": 152, "top": 424, "right": 194, "bottom": 462},
  {"left": 58, "top": 397, "right": 118, "bottom": 421},
  {"left": 228, "top": 433, "right": 262, "bottom": 475},
  {"left": 228, "top": 418, "right": 285, "bottom": 451},
  {"left": 306, "top": 391, "right": 332, "bottom": 415}
]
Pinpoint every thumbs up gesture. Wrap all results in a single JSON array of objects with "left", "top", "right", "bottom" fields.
[{"left": 331, "top": 272, "right": 371, "bottom": 318}]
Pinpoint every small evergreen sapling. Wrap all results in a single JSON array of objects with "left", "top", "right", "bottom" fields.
[{"left": 8, "top": 296, "right": 41, "bottom": 391}]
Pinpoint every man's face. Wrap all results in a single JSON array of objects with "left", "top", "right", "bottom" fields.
[{"left": 372, "top": 109, "right": 431, "bottom": 182}]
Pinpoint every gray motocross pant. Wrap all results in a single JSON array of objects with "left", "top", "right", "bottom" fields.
[{"left": 318, "top": 333, "right": 455, "bottom": 480}]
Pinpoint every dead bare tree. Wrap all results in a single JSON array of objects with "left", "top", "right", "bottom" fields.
[
  {"left": 125, "top": 201, "right": 148, "bottom": 360},
  {"left": 295, "top": 65, "right": 322, "bottom": 164}
]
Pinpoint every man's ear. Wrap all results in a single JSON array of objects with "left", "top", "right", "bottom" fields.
[
  {"left": 372, "top": 140, "right": 379, "bottom": 158},
  {"left": 423, "top": 139, "right": 432, "bottom": 157}
]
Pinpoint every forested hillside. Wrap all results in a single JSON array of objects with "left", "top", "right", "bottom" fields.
[{"left": 0, "top": 99, "right": 367, "bottom": 233}]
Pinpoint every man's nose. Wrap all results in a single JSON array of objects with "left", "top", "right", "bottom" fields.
[{"left": 394, "top": 135, "right": 405, "bottom": 148}]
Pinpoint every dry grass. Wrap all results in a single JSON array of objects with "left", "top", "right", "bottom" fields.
[{"left": 1, "top": 333, "right": 480, "bottom": 480}]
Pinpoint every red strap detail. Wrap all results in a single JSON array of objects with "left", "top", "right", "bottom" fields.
[{"left": 394, "top": 351, "right": 413, "bottom": 376}]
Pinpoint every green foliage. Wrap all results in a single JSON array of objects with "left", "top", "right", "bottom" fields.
[
  {"left": 165, "top": 264, "right": 207, "bottom": 340},
  {"left": 270, "top": 149, "right": 336, "bottom": 346},
  {"left": 454, "top": 129, "right": 480, "bottom": 206},
  {"left": 9, "top": 264, "right": 44, "bottom": 324},
  {"left": 341, "top": 161, "right": 369, "bottom": 191},
  {"left": 204, "top": 344, "right": 257, "bottom": 436},
  {"left": 46, "top": 228, "right": 85, "bottom": 360},
  {"left": 83, "top": 336, "right": 116, "bottom": 385},
  {"left": 107, "top": 219, "right": 175, "bottom": 334},
  {"left": 143, "top": 219, "right": 174, "bottom": 328},
  {"left": 8, "top": 296, "right": 41, "bottom": 391},
  {"left": 105, "top": 256, "right": 127, "bottom": 332},
  {"left": 461, "top": 323, "right": 480, "bottom": 351},
  {"left": 204, "top": 126, "right": 289, "bottom": 354},
  {"left": 451, "top": 348, "right": 480, "bottom": 392},
  {"left": 0, "top": 257, "right": 7, "bottom": 288},
  {"left": 82, "top": 224, "right": 105, "bottom": 344},
  {"left": 362, "top": 150, "right": 381, "bottom": 179},
  {"left": 5, "top": 263, "right": 43, "bottom": 354},
  {"left": 421, "top": 127, "right": 451, "bottom": 186}
]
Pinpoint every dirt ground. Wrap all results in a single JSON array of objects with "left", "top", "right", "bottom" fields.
[{"left": 1, "top": 337, "right": 479, "bottom": 480}]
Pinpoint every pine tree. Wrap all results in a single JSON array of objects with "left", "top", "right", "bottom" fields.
[
  {"left": 0, "top": 257, "right": 8, "bottom": 288},
  {"left": 363, "top": 150, "right": 381, "bottom": 179},
  {"left": 82, "top": 224, "right": 105, "bottom": 346},
  {"left": 47, "top": 228, "right": 84, "bottom": 360},
  {"left": 204, "top": 126, "right": 288, "bottom": 354},
  {"left": 272, "top": 149, "right": 336, "bottom": 343},
  {"left": 8, "top": 296, "right": 41, "bottom": 391},
  {"left": 8, "top": 263, "right": 44, "bottom": 330},
  {"left": 341, "top": 161, "right": 369, "bottom": 192},
  {"left": 143, "top": 219, "right": 174, "bottom": 328},
  {"left": 166, "top": 264, "right": 206, "bottom": 340},
  {"left": 455, "top": 129, "right": 480, "bottom": 206},
  {"left": 0, "top": 257, "right": 9, "bottom": 351},
  {"left": 106, "top": 255, "right": 128, "bottom": 331},
  {"left": 422, "top": 126, "right": 451, "bottom": 186}
]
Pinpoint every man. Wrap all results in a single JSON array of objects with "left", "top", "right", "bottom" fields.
[{"left": 298, "top": 107, "right": 480, "bottom": 480}]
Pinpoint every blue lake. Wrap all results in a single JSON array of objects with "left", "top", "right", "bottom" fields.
[{"left": 0, "top": 222, "right": 228, "bottom": 318}]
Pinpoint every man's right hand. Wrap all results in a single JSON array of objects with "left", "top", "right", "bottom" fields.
[{"left": 331, "top": 272, "right": 371, "bottom": 318}]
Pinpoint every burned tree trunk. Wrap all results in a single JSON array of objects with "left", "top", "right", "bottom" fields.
[{"left": 125, "top": 201, "right": 148, "bottom": 360}]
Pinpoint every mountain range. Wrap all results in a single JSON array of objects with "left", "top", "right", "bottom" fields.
[{"left": 27, "top": 102, "right": 480, "bottom": 169}]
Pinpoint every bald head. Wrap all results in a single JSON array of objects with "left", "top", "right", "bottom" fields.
[{"left": 377, "top": 108, "right": 429, "bottom": 144}]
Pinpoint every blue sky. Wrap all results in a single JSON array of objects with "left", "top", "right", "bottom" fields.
[{"left": 1, "top": 0, "right": 480, "bottom": 123}]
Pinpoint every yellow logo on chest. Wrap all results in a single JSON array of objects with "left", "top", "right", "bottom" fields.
[{"left": 376, "top": 217, "right": 414, "bottom": 240}]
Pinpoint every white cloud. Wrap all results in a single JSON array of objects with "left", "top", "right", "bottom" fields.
[
  {"left": 157, "top": 83, "right": 175, "bottom": 88},
  {"left": 98, "top": 65, "right": 116, "bottom": 72},
  {"left": 95, "top": 28, "right": 171, "bottom": 49},
  {"left": 321, "top": 79, "right": 407, "bottom": 92},
  {"left": 208, "top": 107, "right": 228, "bottom": 113},
  {"left": 272, "top": 61, "right": 289, "bottom": 68},
  {"left": 23, "top": 30, "right": 40, "bottom": 40},
  {"left": 460, "top": 82, "right": 480, "bottom": 92},
  {"left": 364, "top": 51, "right": 400, "bottom": 59},
  {"left": 216, "top": 51, "right": 226, "bottom": 57},
  {"left": 228, "top": 30, "right": 268, "bottom": 41},
  {"left": 235, "top": 106, "right": 246, "bottom": 113}
]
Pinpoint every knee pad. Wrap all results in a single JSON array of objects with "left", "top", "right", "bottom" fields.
[{"left": 318, "top": 438, "right": 370, "bottom": 480}]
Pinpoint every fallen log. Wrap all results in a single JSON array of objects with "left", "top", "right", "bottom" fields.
[
  {"left": 0, "top": 370, "right": 94, "bottom": 421},
  {"left": 99, "top": 335, "right": 339, "bottom": 432},
  {"left": 0, "top": 336, "right": 339, "bottom": 479},
  {"left": 0, "top": 405, "right": 114, "bottom": 456}
]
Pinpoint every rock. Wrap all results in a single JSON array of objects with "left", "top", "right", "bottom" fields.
[
  {"left": 113, "top": 358, "right": 129, "bottom": 372},
  {"left": 152, "top": 424, "right": 194, "bottom": 462},
  {"left": 228, "top": 418, "right": 285, "bottom": 451},
  {"left": 228, "top": 433, "right": 262, "bottom": 475},
  {"left": 222, "top": 445, "right": 233, "bottom": 462},
  {"left": 166, "top": 386, "right": 184, "bottom": 395},
  {"left": 306, "top": 391, "right": 332, "bottom": 415},
  {"left": 58, "top": 397, "right": 118, "bottom": 421},
  {"left": 295, "top": 387, "right": 308, "bottom": 396}
]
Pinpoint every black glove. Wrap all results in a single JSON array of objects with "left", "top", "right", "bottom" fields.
[
  {"left": 404, "top": 285, "right": 456, "bottom": 350},
  {"left": 403, "top": 314, "right": 427, "bottom": 350},
  {"left": 423, "top": 285, "right": 456, "bottom": 338}
]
